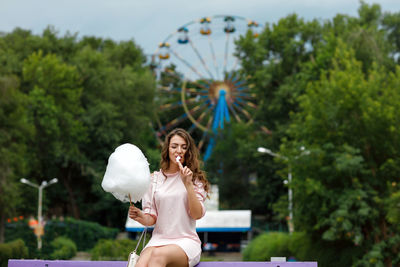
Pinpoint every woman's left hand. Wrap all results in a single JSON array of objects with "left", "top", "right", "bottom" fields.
[{"left": 179, "top": 163, "right": 193, "bottom": 186}]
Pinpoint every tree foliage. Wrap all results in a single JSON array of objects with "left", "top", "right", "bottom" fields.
[
  {"left": 214, "top": 2, "right": 400, "bottom": 265},
  {"left": 0, "top": 75, "right": 32, "bottom": 242},
  {"left": 283, "top": 42, "right": 400, "bottom": 266},
  {"left": 0, "top": 27, "right": 156, "bottom": 240},
  {"left": 206, "top": 123, "right": 285, "bottom": 216}
]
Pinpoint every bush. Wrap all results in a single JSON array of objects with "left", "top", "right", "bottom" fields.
[
  {"left": 5, "top": 217, "right": 119, "bottom": 257},
  {"left": 243, "top": 232, "right": 292, "bottom": 261},
  {"left": 243, "top": 232, "right": 363, "bottom": 267},
  {"left": 288, "top": 232, "right": 313, "bottom": 260},
  {"left": 50, "top": 237, "right": 77, "bottom": 260},
  {"left": 43, "top": 218, "right": 119, "bottom": 251},
  {"left": 5, "top": 222, "right": 37, "bottom": 257},
  {"left": 0, "top": 239, "right": 28, "bottom": 267},
  {"left": 91, "top": 238, "right": 148, "bottom": 261}
]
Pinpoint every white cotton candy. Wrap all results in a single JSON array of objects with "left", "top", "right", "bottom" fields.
[{"left": 101, "top": 144, "right": 151, "bottom": 203}]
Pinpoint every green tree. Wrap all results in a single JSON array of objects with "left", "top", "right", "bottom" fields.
[
  {"left": 0, "top": 75, "right": 33, "bottom": 242},
  {"left": 71, "top": 42, "right": 156, "bottom": 227},
  {"left": 236, "top": 1, "right": 396, "bottom": 143},
  {"left": 232, "top": 0, "right": 400, "bottom": 231},
  {"left": 237, "top": 13, "right": 322, "bottom": 139},
  {"left": 206, "top": 123, "right": 286, "bottom": 219},
  {"left": 382, "top": 11, "right": 400, "bottom": 58},
  {"left": 285, "top": 41, "right": 400, "bottom": 266},
  {"left": 22, "top": 51, "right": 87, "bottom": 218},
  {"left": 234, "top": 14, "right": 324, "bottom": 223},
  {"left": 0, "top": 26, "right": 157, "bottom": 231}
]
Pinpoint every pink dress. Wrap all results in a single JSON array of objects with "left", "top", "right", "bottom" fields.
[{"left": 142, "top": 170, "right": 207, "bottom": 267}]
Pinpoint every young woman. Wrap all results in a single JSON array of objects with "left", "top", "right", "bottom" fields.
[{"left": 129, "top": 128, "right": 210, "bottom": 267}]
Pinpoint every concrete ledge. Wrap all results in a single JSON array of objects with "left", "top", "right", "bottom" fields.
[{"left": 8, "top": 260, "right": 317, "bottom": 267}]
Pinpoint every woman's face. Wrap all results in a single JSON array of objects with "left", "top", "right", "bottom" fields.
[{"left": 169, "top": 134, "right": 188, "bottom": 165}]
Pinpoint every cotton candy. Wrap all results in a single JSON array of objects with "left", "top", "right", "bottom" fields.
[{"left": 101, "top": 144, "right": 151, "bottom": 203}]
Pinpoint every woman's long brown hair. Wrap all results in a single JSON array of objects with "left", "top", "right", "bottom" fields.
[{"left": 160, "top": 128, "right": 210, "bottom": 194}]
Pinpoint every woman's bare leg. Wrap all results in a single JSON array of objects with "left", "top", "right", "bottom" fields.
[
  {"left": 148, "top": 245, "right": 188, "bottom": 267},
  {"left": 136, "top": 247, "right": 154, "bottom": 267}
]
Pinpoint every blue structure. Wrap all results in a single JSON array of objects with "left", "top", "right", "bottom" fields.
[{"left": 204, "top": 90, "right": 230, "bottom": 161}]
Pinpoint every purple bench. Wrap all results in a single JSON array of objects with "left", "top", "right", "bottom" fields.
[{"left": 8, "top": 260, "right": 317, "bottom": 267}]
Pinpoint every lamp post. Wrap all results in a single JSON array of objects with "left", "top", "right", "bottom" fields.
[
  {"left": 20, "top": 177, "right": 58, "bottom": 249},
  {"left": 257, "top": 147, "right": 294, "bottom": 234}
]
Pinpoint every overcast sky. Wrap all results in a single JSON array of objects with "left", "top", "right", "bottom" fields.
[{"left": 1, "top": 0, "right": 399, "bottom": 56}]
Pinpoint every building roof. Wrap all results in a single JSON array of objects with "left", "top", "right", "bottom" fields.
[{"left": 125, "top": 210, "right": 251, "bottom": 232}]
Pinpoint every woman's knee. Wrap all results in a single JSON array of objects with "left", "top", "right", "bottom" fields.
[
  {"left": 135, "top": 262, "right": 146, "bottom": 267},
  {"left": 136, "top": 247, "right": 153, "bottom": 267},
  {"left": 149, "top": 248, "right": 167, "bottom": 263},
  {"left": 136, "top": 256, "right": 150, "bottom": 267}
]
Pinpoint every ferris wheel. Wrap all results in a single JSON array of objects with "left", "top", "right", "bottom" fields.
[{"left": 153, "top": 15, "right": 260, "bottom": 160}]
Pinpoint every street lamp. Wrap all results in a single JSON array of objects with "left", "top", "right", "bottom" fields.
[
  {"left": 257, "top": 147, "right": 294, "bottom": 234},
  {"left": 20, "top": 177, "right": 58, "bottom": 249},
  {"left": 257, "top": 146, "right": 310, "bottom": 234}
]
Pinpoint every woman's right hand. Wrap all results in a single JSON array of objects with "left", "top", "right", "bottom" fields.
[{"left": 129, "top": 205, "right": 144, "bottom": 221}]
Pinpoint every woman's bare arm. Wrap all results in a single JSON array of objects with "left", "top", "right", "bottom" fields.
[{"left": 129, "top": 205, "right": 156, "bottom": 226}]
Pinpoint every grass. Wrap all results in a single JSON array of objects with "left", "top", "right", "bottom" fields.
[{"left": 200, "top": 256, "right": 225, "bottom": 262}]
